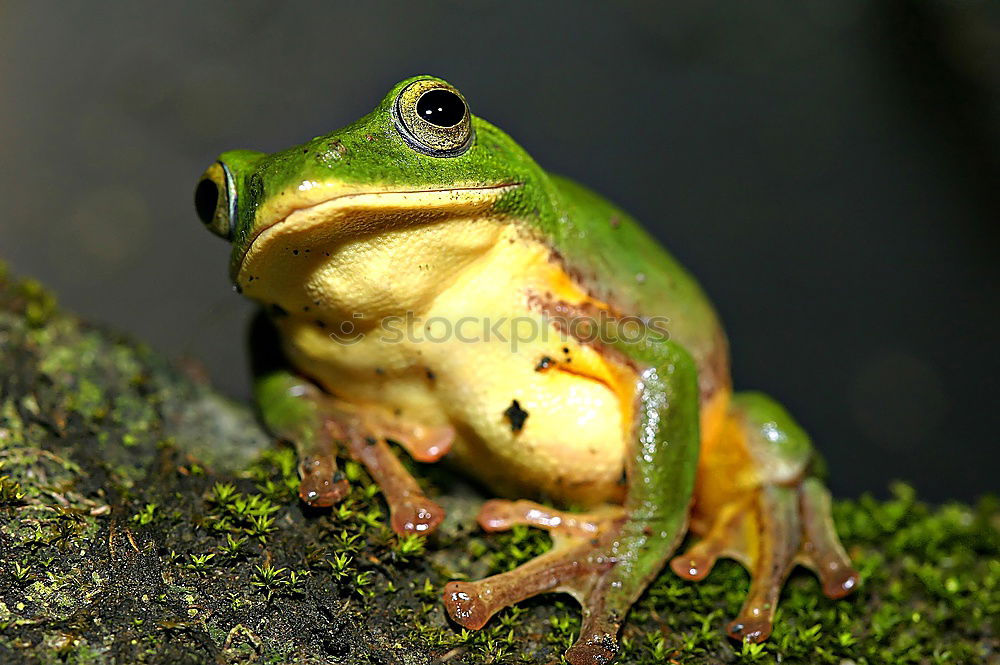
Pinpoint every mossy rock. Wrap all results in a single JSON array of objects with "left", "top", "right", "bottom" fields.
[{"left": 0, "top": 264, "right": 997, "bottom": 665}]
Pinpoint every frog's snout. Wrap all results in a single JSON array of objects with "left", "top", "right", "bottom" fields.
[{"left": 195, "top": 161, "right": 235, "bottom": 241}]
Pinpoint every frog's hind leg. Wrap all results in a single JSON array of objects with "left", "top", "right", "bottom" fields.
[{"left": 670, "top": 392, "right": 859, "bottom": 643}]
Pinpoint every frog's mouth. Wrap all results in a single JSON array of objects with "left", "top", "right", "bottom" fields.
[{"left": 236, "top": 182, "right": 520, "bottom": 288}]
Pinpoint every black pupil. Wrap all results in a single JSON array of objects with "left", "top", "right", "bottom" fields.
[
  {"left": 416, "top": 89, "right": 465, "bottom": 128},
  {"left": 195, "top": 178, "right": 219, "bottom": 225}
]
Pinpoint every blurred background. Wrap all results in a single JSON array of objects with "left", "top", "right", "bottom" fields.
[{"left": 1, "top": 1, "right": 997, "bottom": 502}]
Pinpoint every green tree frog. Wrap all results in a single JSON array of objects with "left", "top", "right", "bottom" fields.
[{"left": 194, "top": 76, "right": 858, "bottom": 664}]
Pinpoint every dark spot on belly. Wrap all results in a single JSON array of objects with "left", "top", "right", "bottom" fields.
[
  {"left": 364, "top": 436, "right": 377, "bottom": 446},
  {"left": 315, "top": 320, "right": 326, "bottom": 328},
  {"left": 535, "top": 356, "right": 554, "bottom": 372},
  {"left": 375, "top": 367, "right": 385, "bottom": 376},
  {"left": 302, "top": 305, "right": 310, "bottom": 312},
  {"left": 503, "top": 400, "right": 529, "bottom": 433},
  {"left": 425, "top": 369, "right": 436, "bottom": 381},
  {"left": 292, "top": 249, "right": 299, "bottom": 255}
]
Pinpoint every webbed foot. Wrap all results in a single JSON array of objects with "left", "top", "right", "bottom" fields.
[
  {"left": 443, "top": 499, "right": 630, "bottom": 664},
  {"left": 255, "top": 368, "right": 451, "bottom": 535},
  {"left": 671, "top": 479, "right": 857, "bottom": 642},
  {"left": 315, "top": 409, "right": 452, "bottom": 535},
  {"left": 670, "top": 392, "right": 859, "bottom": 643}
]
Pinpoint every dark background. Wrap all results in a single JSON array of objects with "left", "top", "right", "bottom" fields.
[{"left": 2, "top": 1, "right": 997, "bottom": 502}]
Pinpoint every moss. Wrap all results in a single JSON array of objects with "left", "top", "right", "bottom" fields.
[{"left": 0, "top": 266, "right": 997, "bottom": 665}]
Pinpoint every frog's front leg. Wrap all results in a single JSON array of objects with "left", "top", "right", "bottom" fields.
[
  {"left": 251, "top": 314, "right": 451, "bottom": 534},
  {"left": 670, "top": 392, "right": 859, "bottom": 642},
  {"left": 444, "top": 337, "right": 701, "bottom": 665}
]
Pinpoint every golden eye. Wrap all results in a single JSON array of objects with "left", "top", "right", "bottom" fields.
[{"left": 393, "top": 79, "right": 472, "bottom": 157}]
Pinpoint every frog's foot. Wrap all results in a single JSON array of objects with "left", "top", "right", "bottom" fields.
[
  {"left": 670, "top": 479, "right": 859, "bottom": 643},
  {"left": 443, "top": 499, "right": 629, "bottom": 665},
  {"left": 297, "top": 406, "right": 449, "bottom": 535},
  {"left": 296, "top": 425, "right": 351, "bottom": 507}
]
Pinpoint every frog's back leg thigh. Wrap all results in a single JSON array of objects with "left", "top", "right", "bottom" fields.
[{"left": 672, "top": 391, "right": 859, "bottom": 643}]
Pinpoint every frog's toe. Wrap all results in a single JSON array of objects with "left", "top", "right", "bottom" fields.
[
  {"left": 670, "top": 501, "right": 746, "bottom": 582},
  {"left": 297, "top": 453, "right": 350, "bottom": 507},
  {"left": 382, "top": 422, "right": 455, "bottom": 463},
  {"left": 442, "top": 580, "right": 493, "bottom": 630},
  {"left": 564, "top": 620, "right": 619, "bottom": 665},
  {"left": 562, "top": 586, "right": 632, "bottom": 665},
  {"left": 391, "top": 498, "right": 445, "bottom": 534},
  {"left": 344, "top": 434, "right": 445, "bottom": 535},
  {"left": 670, "top": 544, "right": 720, "bottom": 582},
  {"left": 732, "top": 485, "right": 801, "bottom": 642},
  {"left": 678, "top": 485, "right": 802, "bottom": 643},
  {"left": 800, "top": 478, "right": 860, "bottom": 599},
  {"left": 727, "top": 615, "right": 773, "bottom": 643},
  {"left": 475, "top": 499, "right": 616, "bottom": 538},
  {"left": 443, "top": 541, "right": 597, "bottom": 629}
]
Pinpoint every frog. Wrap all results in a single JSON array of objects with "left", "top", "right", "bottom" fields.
[{"left": 194, "top": 75, "right": 859, "bottom": 664}]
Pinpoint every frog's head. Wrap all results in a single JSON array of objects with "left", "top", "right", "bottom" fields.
[{"left": 195, "top": 76, "right": 555, "bottom": 292}]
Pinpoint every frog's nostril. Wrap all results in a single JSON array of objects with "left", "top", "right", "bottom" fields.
[{"left": 195, "top": 177, "right": 220, "bottom": 227}]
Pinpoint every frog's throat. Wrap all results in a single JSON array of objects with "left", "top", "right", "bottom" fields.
[{"left": 236, "top": 183, "right": 520, "bottom": 282}]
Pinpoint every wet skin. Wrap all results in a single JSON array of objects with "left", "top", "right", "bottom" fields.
[{"left": 195, "top": 76, "right": 858, "bottom": 664}]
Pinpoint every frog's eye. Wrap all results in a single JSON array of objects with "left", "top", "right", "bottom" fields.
[
  {"left": 195, "top": 162, "right": 236, "bottom": 240},
  {"left": 393, "top": 79, "right": 473, "bottom": 157}
]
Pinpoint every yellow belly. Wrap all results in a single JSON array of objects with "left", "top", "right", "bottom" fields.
[{"left": 273, "top": 219, "right": 635, "bottom": 506}]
